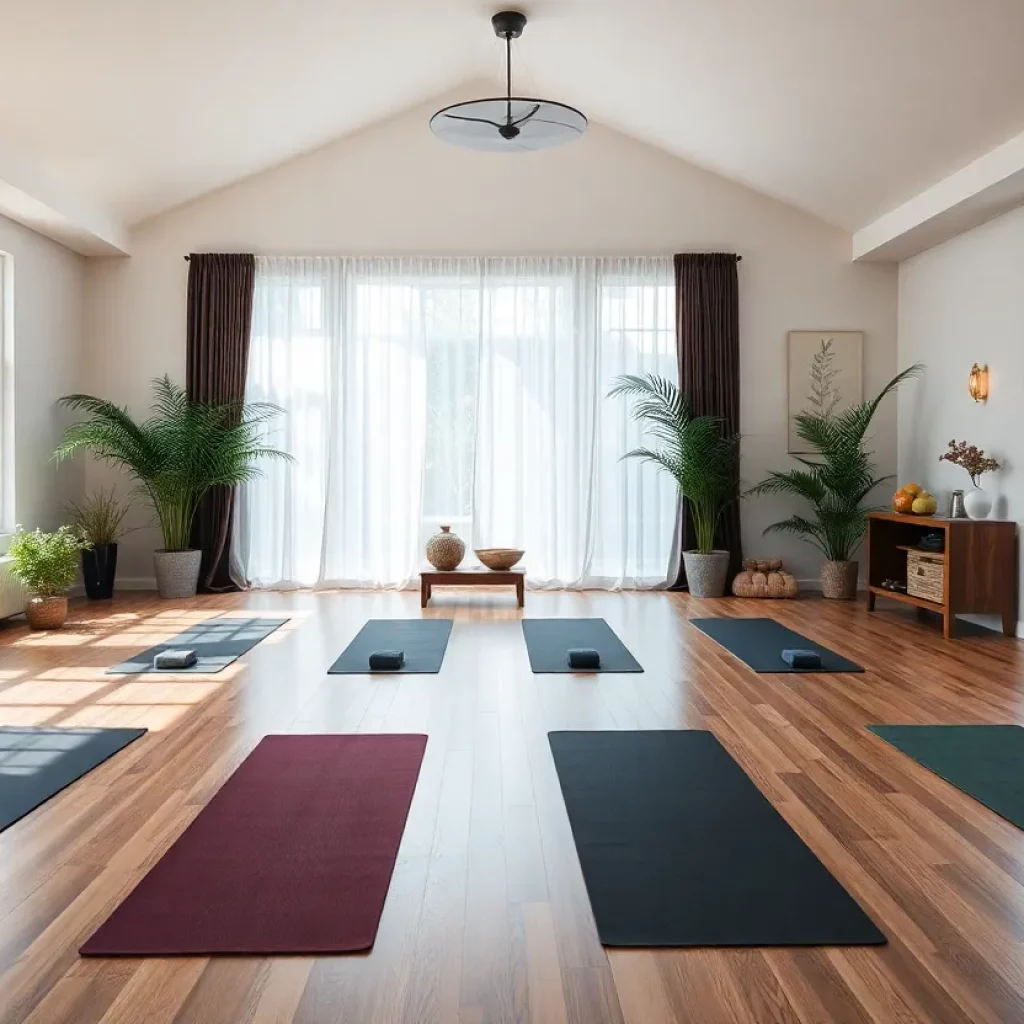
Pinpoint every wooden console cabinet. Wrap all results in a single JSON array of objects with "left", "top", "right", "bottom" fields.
[{"left": 866, "top": 512, "right": 1018, "bottom": 639}]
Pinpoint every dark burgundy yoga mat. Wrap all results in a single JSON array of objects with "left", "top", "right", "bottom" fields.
[{"left": 81, "top": 733, "right": 427, "bottom": 956}]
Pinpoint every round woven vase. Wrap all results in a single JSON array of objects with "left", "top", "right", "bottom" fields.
[
  {"left": 25, "top": 595, "right": 68, "bottom": 630},
  {"left": 425, "top": 525, "right": 465, "bottom": 571},
  {"left": 821, "top": 560, "right": 858, "bottom": 600}
]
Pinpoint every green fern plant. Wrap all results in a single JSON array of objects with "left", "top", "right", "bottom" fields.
[
  {"left": 8, "top": 526, "right": 87, "bottom": 598},
  {"left": 608, "top": 374, "right": 739, "bottom": 554},
  {"left": 53, "top": 376, "right": 291, "bottom": 553},
  {"left": 748, "top": 365, "right": 922, "bottom": 562}
]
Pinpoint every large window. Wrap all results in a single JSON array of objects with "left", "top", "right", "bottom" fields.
[
  {"left": 233, "top": 256, "right": 676, "bottom": 590},
  {"left": 0, "top": 251, "right": 12, "bottom": 538}
]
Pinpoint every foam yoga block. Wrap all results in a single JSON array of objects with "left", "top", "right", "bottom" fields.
[
  {"left": 567, "top": 648, "right": 601, "bottom": 670},
  {"left": 781, "top": 649, "right": 822, "bottom": 669},
  {"left": 153, "top": 649, "right": 198, "bottom": 670},
  {"left": 368, "top": 650, "right": 405, "bottom": 671}
]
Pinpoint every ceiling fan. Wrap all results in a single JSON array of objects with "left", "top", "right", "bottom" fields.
[{"left": 430, "top": 11, "right": 587, "bottom": 152}]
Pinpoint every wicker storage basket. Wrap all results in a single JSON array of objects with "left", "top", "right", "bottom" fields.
[
  {"left": 907, "top": 550, "right": 944, "bottom": 603},
  {"left": 732, "top": 559, "right": 799, "bottom": 599}
]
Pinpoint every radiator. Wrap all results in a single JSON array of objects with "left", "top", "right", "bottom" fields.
[{"left": 0, "top": 556, "right": 26, "bottom": 619}]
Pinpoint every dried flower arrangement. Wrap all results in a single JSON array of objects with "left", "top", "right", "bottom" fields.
[{"left": 939, "top": 440, "right": 1001, "bottom": 487}]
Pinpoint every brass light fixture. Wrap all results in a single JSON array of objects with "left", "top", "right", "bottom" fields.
[{"left": 968, "top": 363, "right": 989, "bottom": 403}]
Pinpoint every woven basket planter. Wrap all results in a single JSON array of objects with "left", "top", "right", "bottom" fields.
[
  {"left": 821, "top": 560, "right": 858, "bottom": 600},
  {"left": 25, "top": 596, "right": 68, "bottom": 630}
]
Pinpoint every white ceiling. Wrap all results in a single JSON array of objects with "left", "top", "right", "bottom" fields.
[{"left": 2, "top": 0, "right": 1024, "bottom": 231}]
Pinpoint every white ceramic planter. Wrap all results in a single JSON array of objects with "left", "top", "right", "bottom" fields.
[{"left": 154, "top": 549, "right": 202, "bottom": 599}]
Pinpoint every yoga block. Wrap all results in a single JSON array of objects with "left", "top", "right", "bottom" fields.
[
  {"left": 369, "top": 650, "right": 405, "bottom": 671},
  {"left": 153, "top": 649, "right": 198, "bottom": 670},
  {"left": 567, "top": 648, "right": 601, "bottom": 670},
  {"left": 781, "top": 648, "right": 821, "bottom": 669}
]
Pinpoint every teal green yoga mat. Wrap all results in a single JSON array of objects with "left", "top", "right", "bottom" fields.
[{"left": 870, "top": 724, "right": 1024, "bottom": 829}]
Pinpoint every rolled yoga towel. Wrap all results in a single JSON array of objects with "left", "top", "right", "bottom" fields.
[
  {"left": 368, "top": 650, "right": 405, "bottom": 671},
  {"left": 567, "top": 648, "right": 601, "bottom": 670},
  {"left": 153, "top": 649, "right": 198, "bottom": 670},
  {"left": 781, "top": 649, "right": 822, "bottom": 669}
]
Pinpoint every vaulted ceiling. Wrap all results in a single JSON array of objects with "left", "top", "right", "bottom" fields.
[{"left": 3, "top": 0, "right": 1024, "bottom": 240}]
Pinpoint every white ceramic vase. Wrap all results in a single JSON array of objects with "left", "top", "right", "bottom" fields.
[{"left": 963, "top": 486, "right": 992, "bottom": 520}]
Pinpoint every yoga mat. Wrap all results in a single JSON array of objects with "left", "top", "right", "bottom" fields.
[
  {"left": 521, "top": 619, "right": 643, "bottom": 673},
  {"left": 81, "top": 733, "right": 427, "bottom": 956},
  {"left": 870, "top": 724, "right": 1024, "bottom": 829},
  {"left": 548, "top": 730, "right": 885, "bottom": 946},
  {"left": 328, "top": 619, "right": 453, "bottom": 674},
  {"left": 0, "top": 727, "right": 146, "bottom": 834},
  {"left": 107, "top": 617, "right": 288, "bottom": 674},
  {"left": 690, "top": 617, "right": 863, "bottom": 673}
]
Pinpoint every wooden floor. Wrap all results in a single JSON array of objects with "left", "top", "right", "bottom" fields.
[{"left": 1, "top": 589, "right": 1023, "bottom": 1023}]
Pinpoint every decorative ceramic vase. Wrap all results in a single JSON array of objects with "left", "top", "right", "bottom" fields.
[
  {"left": 82, "top": 543, "right": 118, "bottom": 599},
  {"left": 25, "top": 595, "right": 68, "bottom": 630},
  {"left": 682, "top": 550, "right": 730, "bottom": 598},
  {"left": 963, "top": 486, "right": 992, "bottom": 520},
  {"left": 425, "top": 525, "right": 465, "bottom": 571},
  {"left": 154, "top": 549, "right": 203, "bottom": 599},
  {"left": 821, "top": 559, "right": 858, "bottom": 600}
]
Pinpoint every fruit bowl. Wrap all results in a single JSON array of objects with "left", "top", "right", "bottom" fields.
[{"left": 475, "top": 548, "right": 525, "bottom": 571}]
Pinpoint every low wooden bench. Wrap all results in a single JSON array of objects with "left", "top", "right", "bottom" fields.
[{"left": 420, "top": 568, "right": 525, "bottom": 608}]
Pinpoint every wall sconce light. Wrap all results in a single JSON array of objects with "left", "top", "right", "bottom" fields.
[{"left": 968, "top": 363, "right": 989, "bottom": 403}]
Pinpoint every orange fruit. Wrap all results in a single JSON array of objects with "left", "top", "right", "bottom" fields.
[
  {"left": 902, "top": 482, "right": 922, "bottom": 497},
  {"left": 893, "top": 491, "right": 914, "bottom": 514}
]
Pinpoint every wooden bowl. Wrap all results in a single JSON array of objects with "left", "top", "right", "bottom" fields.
[{"left": 475, "top": 548, "right": 525, "bottom": 571}]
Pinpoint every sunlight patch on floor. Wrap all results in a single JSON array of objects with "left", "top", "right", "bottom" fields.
[
  {"left": 0, "top": 681, "right": 109, "bottom": 705},
  {"left": 58, "top": 704, "right": 193, "bottom": 731},
  {"left": 99, "top": 681, "right": 220, "bottom": 705},
  {"left": 0, "top": 706, "right": 66, "bottom": 726}
]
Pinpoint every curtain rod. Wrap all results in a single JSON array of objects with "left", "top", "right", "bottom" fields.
[{"left": 185, "top": 254, "right": 742, "bottom": 261}]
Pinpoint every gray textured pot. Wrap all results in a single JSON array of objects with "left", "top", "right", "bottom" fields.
[
  {"left": 154, "top": 549, "right": 202, "bottom": 599},
  {"left": 682, "top": 550, "right": 730, "bottom": 598}
]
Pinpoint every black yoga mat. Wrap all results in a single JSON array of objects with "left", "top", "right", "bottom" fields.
[
  {"left": 690, "top": 617, "right": 863, "bottom": 673},
  {"left": 548, "top": 730, "right": 885, "bottom": 946},
  {"left": 521, "top": 618, "right": 643, "bottom": 673},
  {"left": 108, "top": 617, "right": 289, "bottom": 675},
  {"left": 0, "top": 727, "right": 146, "bottom": 833},
  {"left": 328, "top": 619, "right": 453, "bottom": 674},
  {"left": 870, "top": 724, "right": 1024, "bottom": 829}
]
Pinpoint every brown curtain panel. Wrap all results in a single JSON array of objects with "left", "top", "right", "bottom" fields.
[
  {"left": 185, "top": 253, "right": 256, "bottom": 592},
  {"left": 671, "top": 252, "right": 742, "bottom": 590}
]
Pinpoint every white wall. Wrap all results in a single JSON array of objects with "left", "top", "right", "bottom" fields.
[
  {"left": 898, "top": 204, "right": 1024, "bottom": 633},
  {"left": 0, "top": 212, "right": 84, "bottom": 537},
  {"left": 85, "top": 100, "right": 898, "bottom": 585}
]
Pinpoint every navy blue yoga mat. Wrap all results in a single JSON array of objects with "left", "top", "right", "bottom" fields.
[
  {"left": 329, "top": 619, "right": 453, "bottom": 674},
  {"left": 108, "top": 617, "right": 288, "bottom": 675},
  {"left": 0, "top": 727, "right": 146, "bottom": 833},
  {"left": 870, "top": 724, "right": 1024, "bottom": 829},
  {"left": 549, "top": 730, "right": 884, "bottom": 946},
  {"left": 521, "top": 619, "right": 642, "bottom": 673},
  {"left": 691, "top": 617, "right": 863, "bottom": 673}
]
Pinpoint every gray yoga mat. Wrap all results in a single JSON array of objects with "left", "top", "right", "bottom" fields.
[
  {"left": 521, "top": 618, "right": 643, "bottom": 673},
  {"left": 690, "top": 617, "right": 863, "bottom": 673},
  {"left": 0, "top": 727, "right": 147, "bottom": 833},
  {"left": 328, "top": 619, "right": 453, "bottom": 674},
  {"left": 107, "top": 617, "right": 289, "bottom": 674}
]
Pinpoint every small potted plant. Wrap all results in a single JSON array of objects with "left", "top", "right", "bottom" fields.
[
  {"left": 7, "top": 526, "right": 88, "bottom": 629},
  {"left": 65, "top": 488, "right": 133, "bottom": 599},
  {"left": 940, "top": 440, "right": 1001, "bottom": 519}
]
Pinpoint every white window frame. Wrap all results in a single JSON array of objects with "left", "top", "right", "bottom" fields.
[{"left": 0, "top": 250, "right": 13, "bottom": 546}]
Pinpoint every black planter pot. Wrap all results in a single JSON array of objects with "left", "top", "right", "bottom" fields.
[{"left": 82, "top": 543, "right": 118, "bottom": 600}]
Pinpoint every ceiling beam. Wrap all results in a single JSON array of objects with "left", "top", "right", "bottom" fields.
[
  {"left": 0, "top": 139, "right": 129, "bottom": 256},
  {"left": 853, "top": 130, "right": 1024, "bottom": 262}
]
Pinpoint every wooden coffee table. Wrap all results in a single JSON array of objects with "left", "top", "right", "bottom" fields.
[{"left": 420, "top": 568, "right": 525, "bottom": 608}]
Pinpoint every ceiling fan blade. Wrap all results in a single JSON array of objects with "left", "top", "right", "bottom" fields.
[
  {"left": 444, "top": 113, "right": 503, "bottom": 128},
  {"left": 511, "top": 103, "right": 541, "bottom": 126},
  {"left": 525, "top": 117, "right": 585, "bottom": 134}
]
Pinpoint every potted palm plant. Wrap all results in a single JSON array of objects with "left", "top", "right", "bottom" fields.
[
  {"left": 65, "top": 487, "right": 133, "bottom": 599},
  {"left": 608, "top": 373, "right": 740, "bottom": 598},
  {"left": 8, "top": 526, "right": 87, "bottom": 629},
  {"left": 748, "top": 365, "right": 921, "bottom": 599},
  {"left": 54, "top": 376, "right": 289, "bottom": 599}
]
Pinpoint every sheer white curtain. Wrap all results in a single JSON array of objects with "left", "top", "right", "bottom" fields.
[{"left": 232, "top": 256, "right": 676, "bottom": 590}]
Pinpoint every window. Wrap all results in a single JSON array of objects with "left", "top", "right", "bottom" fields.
[
  {"left": 234, "top": 256, "right": 676, "bottom": 589},
  {"left": 0, "top": 251, "right": 12, "bottom": 538}
]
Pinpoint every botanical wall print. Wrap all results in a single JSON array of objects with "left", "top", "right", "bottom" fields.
[{"left": 787, "top": 331, "right": 863, "bottom": 453}]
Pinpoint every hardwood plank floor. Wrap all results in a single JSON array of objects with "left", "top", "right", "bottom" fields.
[{"left": 0, "top": 589, "right": 1022, "bottom": 1023}]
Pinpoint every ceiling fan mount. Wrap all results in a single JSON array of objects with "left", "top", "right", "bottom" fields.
[{"left": 491, "top": 10, "right": 527, "bottom": 39}]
